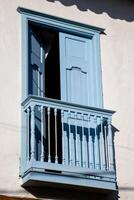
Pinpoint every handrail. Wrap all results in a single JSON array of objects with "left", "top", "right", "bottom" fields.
[{"left": 22, "top": 95, "right": 115, "bottom": 117}]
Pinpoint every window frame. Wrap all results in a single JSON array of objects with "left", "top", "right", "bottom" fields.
[
  {"left": 18, "top": 7, "right": 104, "bottom": 106},
  {"left": 18, "top": 7, "right": 104, "bottom": 175}
]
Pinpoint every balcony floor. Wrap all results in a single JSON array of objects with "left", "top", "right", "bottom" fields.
[{"left": 22, "top": 161, "right": 117, "bottom": 191}]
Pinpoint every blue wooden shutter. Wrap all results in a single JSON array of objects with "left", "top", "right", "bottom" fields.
[
  {"left": 30, "top": 30, "right": 44, "bottom": 97},
  {"left": 29, "top": 30, "right": 45, "bottom": 160},
  {"left": 59, "top": 32, "right": 103, "bottom": 108}
]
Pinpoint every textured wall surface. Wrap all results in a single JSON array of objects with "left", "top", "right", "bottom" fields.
[{"left": 0, "top": 0, "right": 134, "bottom": 199}]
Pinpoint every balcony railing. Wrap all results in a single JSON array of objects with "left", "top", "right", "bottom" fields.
[{"left": 21, "top": 95, "right": 116, "bottom": 190}]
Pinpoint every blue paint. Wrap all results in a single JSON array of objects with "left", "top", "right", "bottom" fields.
[
  {"left": 19, "top": 7, "right": 116, "bottom": 191},
  {"left": 21, "top": 95, "right": 116, "bottom": 190},
  {"left": 59, "top": 32, "right": 103, "bottom": 108}
]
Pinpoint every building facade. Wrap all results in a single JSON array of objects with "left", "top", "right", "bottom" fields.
[{"left": 0, "top": 0, "right": 134, "bottom": 199}]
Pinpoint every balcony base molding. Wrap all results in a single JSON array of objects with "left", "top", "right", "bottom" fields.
[{"left": 22, "top": 168, "right": 117, "bottom": 191}]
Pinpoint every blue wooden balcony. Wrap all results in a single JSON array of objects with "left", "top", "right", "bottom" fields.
[{"left": 21, "top": 95, "right": 117, "bottom": 191}]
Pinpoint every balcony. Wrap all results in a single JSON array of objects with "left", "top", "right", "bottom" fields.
[{"left": 21, "top": 95, "right": 116, "bottom": 191}]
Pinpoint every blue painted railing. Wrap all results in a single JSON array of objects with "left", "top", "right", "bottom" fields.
[{"left": 22, "top": 95, "right": 115, "bottom": 175}]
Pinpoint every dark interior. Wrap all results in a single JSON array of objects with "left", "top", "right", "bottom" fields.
[{"left": 28, "top": 22, "right": 61, "bottom": 100}]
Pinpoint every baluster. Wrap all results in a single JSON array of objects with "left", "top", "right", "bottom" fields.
[
  {"left": 61, "top": 110, "right": 65, "bottom": 165},
  {"left": 82, "top": 113, "right": 86, "bottom": 167},
  {"left": 75, "top": 112, "right": 79, "bottom": 166},
  {"left": 54, "top": 108, "right": 58, "bottom": 164},
  {"left": 100, "top": 117, "right": 106, "bottom": 170},
  {"left": 38, "top": 70, "right": 40, "bottom": 96},
  {"left": 94, "top": 116, "right": 100, "bottom": 169},
  {"left": 96, "top": 117, "right": 101, "bottom": 170},
  {"left": 41, "top": 73, "right": 43, "bottom": 97},
  {"left": 89, "top": 116, "right": 94, "bottom": 169},
  {"left": 87, "top": 114, "right": 91, "bottom": 168},
  {"left": 108, "top": 118, "right": 114, "bottom": 171},
  {"left": 93, "top": 116, "right": 96, "bottom": 169},
  {"left": 104, "top": 124, "right": 109, "bottom": 170},
  {"left": 68, "top": 111, "right": 72, "bottom": 165},
  {"left": 30, "top": 105, "right": 35, "bottom": 161},
  {"left": 26, "top": 108, "right": 30, "bottom": 161},
  {"left": 40, "top": 106, "right": 44, "bottom": 162},
  {"left": 47, "top": 107, "right": 51, "bottom": 163}
]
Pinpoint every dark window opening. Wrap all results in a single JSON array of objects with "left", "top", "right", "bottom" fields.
[{"left": 28, "top": 22, "right": 61, "bottom": 100}]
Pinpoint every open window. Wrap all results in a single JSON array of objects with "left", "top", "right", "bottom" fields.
[
  {"left": 28, "top": 21, "right": 103, "bottom": 108},
  {"left": 27, "top": 20, "right": 105, "bottom": 164},
  {"left": 28, "top": 22, "right": 61, "bottom": 100}
]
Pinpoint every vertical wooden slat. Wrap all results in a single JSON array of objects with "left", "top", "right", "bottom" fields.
[
  {"left": 107, "top": 125, "right": 110, "bottom": 170},
  {"left": 100, "top": 117, "right": 106, "bottom": 170},
  {"left": 87, "top": 114, "right": 91, "bottom": 168},
  {"left": 108, "top": 118, "right": 114, "bottom": 171},
  {"left": 68, "top": 111, "right": 72, "bottom": 165},
  {"left": 41, "top": 73, "right": 43, "bottom": 97},
  {"left": 30, "top": 105, "right": 35, "bottom": 161},
  {"left": 104, "top": 125, "right": 109, "bottom": 170},
  {"left": 54, "top": 108, "right": 58, "bottom": 164},
  {"left": 81, "top": 113, "right": 86, "bottom": 167},
  {"left": 26, "top": 108, "right": 30, "bottom": 161},
  {"left": 75, "top": 112, "right": 79, "bottom": 166},
  {"left": 92, "top": 116, "right": 96, "bottom": 169},
  {"left": 97, "top": 117, "right": 101, "bottom": 170},
  {"left": 37, "top": 70, "right": 40, "bottom": 96},
  {"left": 94, "top": 116, "right": 100, "bottom": 169},
  {"left": 47, "top": 107, "right": 51, "bottom": 163},
  {"left": 40, "top": 106, "right": 44, "bottom": 162},
  {"left": 61, "top": 110, "right": 65, "bottom": 165},
  {"left": 89, "top": 116, "right": 94, "bottom": 169}
]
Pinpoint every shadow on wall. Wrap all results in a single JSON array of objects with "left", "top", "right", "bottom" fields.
[{"left": 46, "top": 0, "right": 134, "bottom": 22}]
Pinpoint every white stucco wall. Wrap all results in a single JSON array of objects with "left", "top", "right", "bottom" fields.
[{"left": 0, "top": 0, "right": 134, "bottom": 199}]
